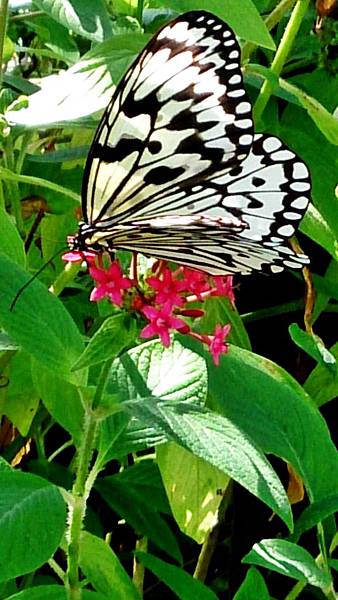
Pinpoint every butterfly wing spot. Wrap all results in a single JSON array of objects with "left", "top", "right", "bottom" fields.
[{"left": 78, "top": 11, "right": 311, "bottom": 275}]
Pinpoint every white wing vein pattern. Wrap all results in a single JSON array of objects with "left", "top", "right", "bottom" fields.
[{"left": 77, "top": 10, "right": 311, "bottom": 276}]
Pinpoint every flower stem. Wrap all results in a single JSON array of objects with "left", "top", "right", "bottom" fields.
[
  {"left": 49, "top": 262, "right": 81, "bottom": 296},
  {"left": 253, "top": 0, "right": 310, "bottom": 123}
]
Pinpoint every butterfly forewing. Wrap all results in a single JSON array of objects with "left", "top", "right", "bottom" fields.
[
  {"left": 82, "top": 10, "right": 253, "bottom": 227},
  {"left": 76, "top": 10, "right": 311, "bottom": 276}
]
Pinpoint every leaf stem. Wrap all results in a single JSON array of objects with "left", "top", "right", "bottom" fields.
[{"left": 253, "top": 0, "right": 310, "bottom": 123}]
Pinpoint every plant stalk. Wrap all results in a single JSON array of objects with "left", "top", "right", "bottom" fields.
[
  {"left": 253, "top": 0, "right": 310, "bottom": 123},
  {"left": 66, "top": 410, "right": 98, "bottom": 599},
  {"left": 66, "top": 359, "right": 113, "bottom": 599},
  {"left": 241, "top": 0, "right": 296, "bottom": 63},
  {"left": 0, "top": 0, "right": 9, "bottom": 91}
]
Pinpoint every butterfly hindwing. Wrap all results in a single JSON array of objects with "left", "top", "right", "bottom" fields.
[
  {"left": 93, "top": 133, "right": 310, "bottom": 275},
  {"left": 82, "top": 10, "right": 253, "bottom": 227}
]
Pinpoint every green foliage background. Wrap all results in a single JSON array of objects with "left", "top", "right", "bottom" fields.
[{"left": 0, "top": 1, "right": 337, "bottom": 599}]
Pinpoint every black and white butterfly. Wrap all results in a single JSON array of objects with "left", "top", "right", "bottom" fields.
[{"left": 72, "top": 10, "right": 311, "bottom": 275}]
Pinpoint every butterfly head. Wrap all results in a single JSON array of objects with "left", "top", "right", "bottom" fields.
[{"left": 68, "top": 223, "right": 104, "bottom": 254}]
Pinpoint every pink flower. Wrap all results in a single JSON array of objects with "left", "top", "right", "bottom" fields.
[
  {"left": 181, "top": 267, "right": 211, "bottom": 300},
  {"left": 140, "top": 302, "right": 189, "bottom": 347},
  {"left": 89, "top": 261, "right": 132, "bottom": 306},
  {"left": 208, "top": 324, "right": 231, "bottom": 366},
  {"left": 62, "top": 250, "right": 97, "bottom": 264},
  {"left": 211, "top": 276, "right": 235, "bottom": 304},
  {"left": 147, "top": 267, "right": 186, "bottom": 308}
]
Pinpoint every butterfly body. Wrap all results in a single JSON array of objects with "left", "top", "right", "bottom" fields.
[{"left": 73, "top": 10, "right": 311, "bottom": 275}]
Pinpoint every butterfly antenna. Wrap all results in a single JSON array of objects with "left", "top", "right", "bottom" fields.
[{"left": 10, "top": 247, "right": 68, "bottom": 312}]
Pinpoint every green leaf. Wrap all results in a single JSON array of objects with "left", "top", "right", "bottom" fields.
[
  {"left": 33, "top": 0, "right": 112, "bottom": 42},
  {"left": 107, "top": 339, "right": 207, "bottom": 405},
  {"left": 233, "top": 567, "right": 271, "bottom": 600},
  {"left": 280, "top": 77, "right": 338, "bottom": 239},
  {"left": 26, "top": 15, "right": 80, "bottom": 64},
  {"left": 6, "top": 34, "right": 149, "bottom": 127},
  {"left": 5, "top": 586, "right": 107, "bottom": 600},
  {"left": 96, "top": 463, "right": 182, "bottom": 563},
  {"left": 0, "top": 471, "right": 66, "bottom": 582},
  {"left": 1, "top": 350, "right": 39, "bottom": 435},
  {"left": 200, "top": 297, "right": 251, "bottom": 350},
  {"left": 289, "top": 323, "right": 336, "bottom": 375},
  {"left": 136, "top": 551, "right": 219, "bottom": 600},
  {"left": 98, "top": 339, "right": 208, "bottom": 457},
  {"left": 0, "top": 457, "right": 12, "bottom": 471},
  {"left": 292, "top": 495, "right": 338, "bottom": 542},
  {"left": 304, "top": 342, "right": 338, "bottom": 407},
  {"left": 0, "top": 205, "right": 25, "bottom": 266},
  {"left": 152, "top": 0, "right": 275, "bottom": 49},
  {"left": 31, "top": 361, "right": 84, "bottom": 443},
  {"left": 243, "top": 539, "right": 332, "bottom": 589},
  {"left": 157, "top": 442, "right": 230, "bottom": 544},
  {"left": 125, "top": 398, "right": 292, "bottom": 529},
  {"left": 0, "top": 254, "right": 84, "bottom": 383},
  {"left": 300, "top": 204, "right": 338, "bottom": 262},
  {"left": 79, "top": 531, "right": 141, "bottom": 600},
  {"left": 199, "top": 344, "right": 338, "bottom": 504},
  {"left": 72, "top": 314, "right": 137, "bottom": 370},
  {"left": 279, "top": 78, "right": 338, "bottom": 146}
]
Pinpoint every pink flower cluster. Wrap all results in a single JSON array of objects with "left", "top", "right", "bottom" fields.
[{"left": 64, "top": 251, "right": 234, "bottom": 366}]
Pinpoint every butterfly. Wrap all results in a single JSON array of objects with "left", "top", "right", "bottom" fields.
[{"left": 71, "top": 10, "right": 311, "bottom": 276}]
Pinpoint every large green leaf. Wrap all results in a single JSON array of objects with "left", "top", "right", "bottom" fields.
[
  {"left": 243, "top": 539, "right": 332, "bottom": 589},
  {"left": 6, "top": 35, "right": 149, "bottom": 127},
  {"left": 106, "top": 339, "right": 207, "bottom": 404},
  {"left": 196, "top": 343, "right": 338, "bottom": 503},
  {"left": 136, "top": 551, "right": 219, "bottom": 600},
  {"left": 124, "top": 397, "right": 292, "bottom": 529},
  {"left": 33, "top": 0, "right": 113, "bottom": 42},
  {"left": 157, "top": 443, "right": 230, "bottom": 544},
  {"left": 100, "top": 340, "right": 291, "bottom": 526},
  {"left": 151, "top": 0, "right": 275, "bottom": 49},
  {"left": 79, "top": 532, "right": 141, "bottom": 600},
  {"left": 0, "top": 206, "right": 25, "bottom": 267},
  {"left": 0, "top": 254, "right": 84, "bottom": 383},
  {"left": 0, "top": 350, "right": 39, "bottom": 435},
  {"left": 99, "top": 339, "right": 208, "bottom": 459},
  {"left": 0, "top": 471, "right": 66, "bottom": 582}
]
